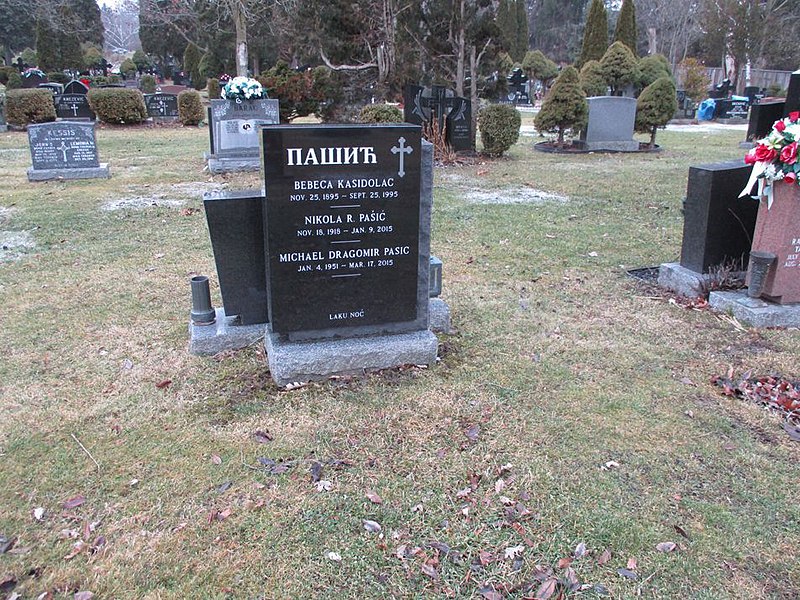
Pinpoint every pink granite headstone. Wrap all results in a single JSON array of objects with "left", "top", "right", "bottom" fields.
[{"left": 746, "top": 182, "right": 800, "bottom": 304}]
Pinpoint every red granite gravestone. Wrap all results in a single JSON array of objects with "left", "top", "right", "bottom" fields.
[{"left": 747, "top": 182, "right": 800, "bottom": 304}]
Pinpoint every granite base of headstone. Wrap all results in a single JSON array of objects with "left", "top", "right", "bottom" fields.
[
  {"left": 188, "top": 308, "right": 266, "bottom": 355},
  {"left": 580, "top": 96, "right": 638, "bottom": 152},
  {"left": 26, "top": 121, "right": 110, "bottom": 181},
  {"left": 205, "top": 98, "right": 279, "bottom": 173},
  {"left": 709, "top": 291, "right": 800, "bottom": 328},
  {"left": 658, "top": 160, "right": 757, "bottom": 298}
]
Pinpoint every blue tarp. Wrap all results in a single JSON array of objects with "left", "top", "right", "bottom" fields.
[{"left": 697, "top": 98, "right": 716, "bottom": 121}]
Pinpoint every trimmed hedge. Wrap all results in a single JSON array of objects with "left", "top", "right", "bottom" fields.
[
  {"left": 87, "top": 88, "right": 147, "bottom": 124},
  {"left": 358, "top": 104, "right": 403, "bottom": 123},
  {"left": 140, "top": 74, "right": 157, "bottom": 94},
  {"left": 6, "top": 71, "right": 22, "bottom": 89},
  {"left": 0, "top": 66, "right": 18, "bottom": 85},
  {"left": 207, "top": 78, "right": 221, "bottom": 100},
  {"left": 6, "top": 88, "right": 56, "bottom": 126},
  {"left": 478, "top": 104, "right": 521, "bottom": 157},
  {"left": 178, "top": 89, "right": 204, "bottom": 126},
  {"left": 47, "top": 72, "right": 70, "bottom": 85}
]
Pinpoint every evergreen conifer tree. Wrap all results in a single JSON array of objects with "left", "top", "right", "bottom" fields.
[
  {"left": 513, "top": 0, "right": 529, "bottom": 62},
  {"left": 600, "top": 41, "right": 638, "bottom": 95},
  {"left": 35, "top": 20, "right": 58, "bottom": 71},
  {"left": 579, "top": 60, "right": 607, "bottom": 97},
  {"left": 635, "top": 76, "right": 677, "bottom": 147},
  {"left": 522, "top": 50, "right": 558, "bottom": 89},
  {"left": 534, "top": 65, "right": 588, "bottom": 145},
  {"left": 613, "top": 0, "right": 637, "bottom": 56},
  {"left": 638, "top": 54, "right": 671, "bottom": 89},
  {"left": 577, "top": 0, "right": 608, "bottom": 69}
]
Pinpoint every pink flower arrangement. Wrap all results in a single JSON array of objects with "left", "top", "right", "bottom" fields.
[{"left": 741, "top": 111, "right": 800, "bottom": 206}]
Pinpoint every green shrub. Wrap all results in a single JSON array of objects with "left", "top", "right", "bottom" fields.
[
  {"left": 600, "top": 41, "right": 639, "bottom": 95},
  {"left": 0, "top": 66, "right": 16, "bottom": 85},
  {"left": 140, "top": 74, "right": 157, "bottom": 94},
  {"left": 478, "top": 103, "right": 521, "bottom": 157},
  {"left": 90, "top": 76, "right": 108, "bottom": 87},
  {"left": 87, "top": 88, "right": 147, "bottom": 124},
  {"left": 207, "top": 78, "right": 221, "bottom": 100},
  {"left": 535, "top": 66, "right": 588, "bottom": 145},
  {"left": 178, "top": 89, "right": 204, "bottom": 125},
  {"left": 6, "top": 71, "right": 22, "bottom": 89},
  {"left": 638, "top": 54, "right": 672, "bottom": 89},
  {"left": 767, "top": 83, "right": 786, "bottom": 98},
  {"left": 47, "top": 71, "right": 70, "bottom": 85},
  {"left": 108, "top": 75, "right": 121, "bottom": 85},
  {"left": 580, "top": 60, "right": 607, "bottom": 97},
  {"left": 6, "top": 88, "right": 57, "bottom": 126},
  {"left": 120, "top": 58, "right": 137, "bottom": 78},
  {"left": 357, "top": 104, "right": 403, "bottom": 123},
  {"left": 635, "top": 76, "right": 677, "bottom": 147}
]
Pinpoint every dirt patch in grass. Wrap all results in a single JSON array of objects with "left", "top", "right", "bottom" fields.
[
  {"left": 101, "top": 182, "right": 227, "bottom": 211},
  {"left": 463, "top": 187, "right": 568, "bottom": 205},
  {"left": 0, "top": 230, "right": 35, "bottom": 261}
]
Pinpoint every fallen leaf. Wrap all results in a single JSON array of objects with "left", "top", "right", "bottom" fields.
[
  {"left": 617, "top": 568, "right": 638, "bottom": 580},
  {"left": 782, "top": 422, "right": 800, "bottom": 441},
  {"left": 597, "top": 548, "right": 612, "bottom": 565},
  {"left": 309, "top": 461, "right": 323, "bottom": 483},
  {"left": 494, "top": 478, "right": 506, "bottom": 494},
  {"left": 557, "top": 556, "right": 573, "bottom": 569},
  {"left": 504, "top": 544, "right": 524, "bottom": 559},
  {"left": 478, "top": 586, "right": 502, "bottom": 600},
  {"left": 315, "top": 480, "right": 333, "bottom": 492},
  {"left": 252, "top": 430, "right": 274, "bottom": 444},
  {"left": 602, "top": 460, "right": 620, "bottom": 470},
  {"left": 680, "top": 377, "right": 697, "bottom": 386},
  {"left": 33, "top": 507, "right": 45, "bottom": 521},
  {"left": 574, "top": 541, "right": 587, "bottom": 558},
  {"left": 211, "top": 454, "right": 222, "bottom": 465},
  {"left": 326, "top": 551, "right": 342, "bottom": 562},
  {"left": 588, "top": 251, "right": 599, "bottom": 257},
  {"left": 421, "top": 563, "right": 439, "bottom": 580},
  {"left": 155, "top": 379, "right": 172, "bottom": 389},
  {"left": 0, "top": 535, "right": 16, "bottom": 554},
  {"left": 395, "top": 544, "right": 408, "bottom": 559},
  {"left": 0, "top": 575, "right": 16, "bottom": 592},
  {"left": 465, "top": 424, "right": 481, "bottom": 442},
  {"left": 64, "top": 541, "right": 87, "bottom": 560},
  {"left": 626, "top": 557, "right": 637, "bottom": 570},
  {"left": 74, "top": 592, "right": 94, "bottom": 600},
  {"left": 363, "top": 519, "right": 382, "bottom": 533},
  {"left": 217, "top": 481, "right": 233, "bottom": 493},
  {"left": 563, "top": 566, "right": 580, "bottom": 590},
  {"left": 674, "top": 525, "right": 690, "bottom": 539},
  {"left": 366, "top": 491, "right": 383, "bottom": 504},
  {"left": 63, "top": 495, "right": 85, "bottom": 510},
  {"left": 656, "top": 541, "right": 677, "bottom": 552},
  {"left": 534, "top": 577, "right": 558, "bottom": 599},
  {"left": 217, "top": 507, "right": 232, "bottom": 521}
]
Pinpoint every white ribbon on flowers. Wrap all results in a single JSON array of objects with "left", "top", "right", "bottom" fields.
[{"left": 739, "top": 161, "right": 774, "bottom": 209}]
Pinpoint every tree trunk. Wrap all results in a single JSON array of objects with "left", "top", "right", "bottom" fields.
[
  {"left": 469, "top": 44, "right": 478, "bottom": 151},
  {"left": 650, "top": 126, "right": 657, "bottom": 148},
  {"left": 232, "top": 0, "right": 248, "bottom": 77},
  {"left": 455, "top": 0, "right": 466, "bottom": 97}
]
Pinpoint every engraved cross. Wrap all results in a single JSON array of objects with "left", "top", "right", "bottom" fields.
[
  {"left": 391, "top": 137, "right": 413, "bottom": 178},
  {"left": 57, "top": 141, "right": 69, "bottom": 162}
]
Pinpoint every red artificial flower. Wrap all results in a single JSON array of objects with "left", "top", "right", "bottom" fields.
[
  {"left": 775, "top": 120, "right": 786, "bottom": 132},
  {"left": 753, "top": 144, "right": 778, "bottom": 163},
  {"left": 781, "top": 141, "right": 799, "bottom": 165},
  {"left": 790, "top": 111, "right": 800, "bottom": 122},
  {"left": 784, "top": 171, "right": 797, "bottom": 184},
  {"left": 744, "top": 150, "right": 758, "bottom": 165}
]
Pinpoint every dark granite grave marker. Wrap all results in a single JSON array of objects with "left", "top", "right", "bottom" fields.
[
  {"left": 507, "top": 68, "right": 530, "bottom": 104},
  {"left": 39, "top": 83, "right": 64, "bottom": 96},
  {"left": 203, "top": 189, "right": 267, "bottom": 325},
  {"left": 715, "top": 98, "right": 749, "bottom": 120},
  {"left": 261, "top": 124, "right": 423, "bottom": 337},
  {"left": 783, "top": 70, "right": 800, "bottom": 117},
  {"left": 445, "top": 97, "right": 471, "bottom": 151},
  {"left": 403, "top": 84, "right": 427, "bottom": 126},
  {"left": 27, "top": 121, "right": 109, "bottom": 181},
  {"left": 679, "top": 161, "right": 759, "bottom": 273},
  {"left": 55, "top": 94, "right": 95, "bottom": 119},
  {"left": 63, "top": 80, "right": 90, "bottom": 95},
  {"left": 746, "top": 101, "right": 785, "bottom": 142},
  {"left": 144, "top": 93, "right": 179, "bottom": 118}
]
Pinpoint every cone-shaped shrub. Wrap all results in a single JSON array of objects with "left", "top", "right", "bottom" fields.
[
  {"left": 613, "top": 0, "right": 637, "bottom": 55},
  {"left": 580, "top": 60, "right": 607, "bottom": 97},
  {"left": 534, "top": 66, "right": 588, "bottom": 145},
  {"left": 600, "top": 41, "right": 638, "bottom": 95},
  {"left": 635, "top": 76, "right": 677, "bottom": 147},
  {"left": 577, "top": 0, "right": 608, "bottom": 69}
]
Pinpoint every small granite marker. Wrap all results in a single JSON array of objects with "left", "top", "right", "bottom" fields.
[
  {"left": 580, "top": 96, "right": 639, "bottom": 152},
  {"left": 27, "top": 121, "right": 110, "bottom": 181},
  {"left": 205, "top": 98, "right": 279, "bottom": 173}
]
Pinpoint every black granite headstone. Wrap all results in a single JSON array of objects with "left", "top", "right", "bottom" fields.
[
  {"left": 715, "top": 98, "right": 749, "bottom": 120},
  {"left": 680, "top": 161, "right": 759, "bottom": 273},
  {"left": 63, "top": 80, "right": 90, "bottom": 95},
  {"left": 403, "top": 84, "right": 427, "bottom": 126},
  {"left": 445, "top": 97, "right": 472, "bottom": 152},
  {"left": 28, "top": 122, "right": 100, "bottom": 170},
  {"left": 203, "top": 189, "right": 268, "bottom": 325},
  {"left": 262, "top": 124, "right": 422, "bottom": 336},
  {"left": 783, "top": 71, "right": 800, "bottom": 117},
  {"left": 55, "top": 94, "right": 95, "bottom": 119},
  {"left": 39, "top": 83, "right": 64, "bottom": 96},
  {"left": 746, "top": 101, "right": 785, "bottom": 142},
  {"left": 144, "top": 93, "right": 179, "bottom": 117}
]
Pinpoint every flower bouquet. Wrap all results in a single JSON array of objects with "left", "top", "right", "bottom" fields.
[
  {"left": 220, "top": 76, "right": 266, "bottom": 103},
  {"left": 741, "top": 111, "right": 800, "bottom": 207},
  {"left": 22, "top": 67, "right": 46, "bottom": 79}
]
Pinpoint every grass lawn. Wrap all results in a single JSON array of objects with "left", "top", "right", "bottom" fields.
[{"left": 0, "top": 121, "right": 798, "bottom": 599}]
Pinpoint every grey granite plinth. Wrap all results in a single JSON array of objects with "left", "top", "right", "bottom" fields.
[
  {"left": 658, "top": 262, "right": 745, "bottom": 298},
  {"left": 584, "top": 140, "right": 639, "bottom": 152},
  {"left": 189, "top": 308, "right": 266, "bottom": 355},
  {"left": 429, "top": 298, "right": 451, "bottom": 334},
  {"left": 27, "top": 163, "right": 110, "bottom": 181},
  {"left": 709, "top": 290, "right": 800, "bottom": 328},
  {"left": 265, "top": 329, "right": 438, "bottom": 386},
  {"left": 204, "top": 153, "right": 261, "bottom": 174}
]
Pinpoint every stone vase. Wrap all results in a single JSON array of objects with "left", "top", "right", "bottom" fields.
[{"left": 746, "top": 181, "right": 800, "bottom": 304}]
